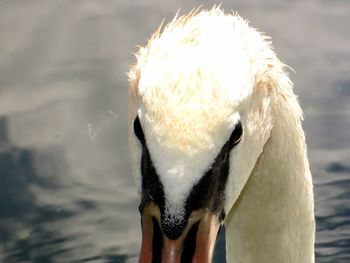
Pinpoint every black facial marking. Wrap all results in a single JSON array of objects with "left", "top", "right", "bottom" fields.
[
  {"left": 139, "top": 142, "right": 165, "bottom": 215},
  {"left": 185, "top": 122, "right": 242, "bottom": 219},
  {"left": 185, "top": 120, "right": 243, "bottom": 221},
  {"left": 139, "top": 137, "right": 187, "bottom": 239},
  {"left": 137, "top": 117, "right": 243, "bottom": 239},
  {"left": 134, "top": 116, "right": 165, "bottom": 215}
]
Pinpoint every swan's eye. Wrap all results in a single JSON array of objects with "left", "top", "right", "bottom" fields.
[
  {"left": 133, "top": 116, "right": 145, "bottom": 144},
  {"left": 228, "top": 121, "right": 243, "bottom": 149}
]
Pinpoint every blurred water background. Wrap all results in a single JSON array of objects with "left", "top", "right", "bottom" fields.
[{"left": 0, "top": 0, "right": 349, "bottom": 262}]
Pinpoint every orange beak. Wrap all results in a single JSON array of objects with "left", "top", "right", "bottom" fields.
[{"left": 139, "top": 203, "right": 221, "bottom": 263}]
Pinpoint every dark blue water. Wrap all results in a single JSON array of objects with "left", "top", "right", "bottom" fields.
[{"left": 0, "top": 1, "right": 349, "bottom": 262}]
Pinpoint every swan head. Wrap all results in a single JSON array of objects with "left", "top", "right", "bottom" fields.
[{"left": 129, "top": 7, "right": 289, "bottom": 263}]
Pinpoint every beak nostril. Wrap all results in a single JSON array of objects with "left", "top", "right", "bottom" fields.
[
  {"left": 152, "top": 217, "right": 163, "bottom": 263},
  {"left": 181, "top": 221, "right": 200, "bottom": 263}
]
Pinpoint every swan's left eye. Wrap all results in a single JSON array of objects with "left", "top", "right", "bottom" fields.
[
  {"left": 133, "top": 116, "right": 145, "bottom": 144},
  {"left": 228, "top": 121, "right": 243, "bottom": 149}
]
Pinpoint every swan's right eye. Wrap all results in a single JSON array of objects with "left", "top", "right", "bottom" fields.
[
  {"left": 227, "top": 120, "right": 243, "bottom": 150},
  {"left": 133, "top": 116, "right": 145, "bottom": 144}
]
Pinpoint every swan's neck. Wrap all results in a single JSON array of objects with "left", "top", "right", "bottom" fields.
[{"left": 224, "top": 95, "right": 315, "bottom": 263}]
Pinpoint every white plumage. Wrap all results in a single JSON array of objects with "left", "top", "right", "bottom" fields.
[{"left": 129, "top": 7, "right": 315, "bottom": 263}]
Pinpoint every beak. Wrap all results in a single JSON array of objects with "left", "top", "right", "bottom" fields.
[{"left": 139, "top": 203, "right": 221, "bottom": 263}]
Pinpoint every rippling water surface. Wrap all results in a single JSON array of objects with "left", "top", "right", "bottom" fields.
[{"left": 0, "top": 1, "right": 349, "bottom": 262}]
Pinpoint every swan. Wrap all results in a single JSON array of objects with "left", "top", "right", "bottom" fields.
[{"left": 128, "top": 7, "right": 315, "bottom": 263}]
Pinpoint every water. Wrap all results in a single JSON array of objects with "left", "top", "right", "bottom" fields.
[{"left": 0, "top": 0, "right": 349, "bottom": 262}]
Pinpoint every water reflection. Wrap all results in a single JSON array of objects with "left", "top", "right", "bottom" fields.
[
  {"left": 315, "top": 159, "right": 350, "bottom": 263},
  {"left": 0, "top": 0, "right": 349, "bottom": 262},
  {"left": 0, "top": 117, "right": 74, "bottom": 262}
]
